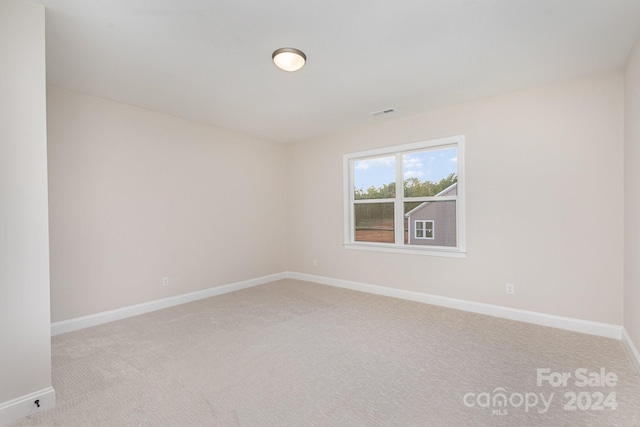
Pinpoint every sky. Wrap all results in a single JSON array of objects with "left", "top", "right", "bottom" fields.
[{"left": 354, "top": 147, "right": 457, "bottom": 190}]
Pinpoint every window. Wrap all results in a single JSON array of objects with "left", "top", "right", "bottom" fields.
[
  {"left": 343, "top": 135, "right": 465, "bottom": 257},
  {"left": 415, "top": 220, "right": 434, "bottom": 239}
]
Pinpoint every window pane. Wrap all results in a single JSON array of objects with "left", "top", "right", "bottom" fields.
[
  {"left": 355, "top": 202, "right": 394, "bottom": 243},
  {"left": 425, "top": 223, "right": 434, "bottom": 239},
  {"left": 403, "top": 147, "right": 458, "bottom": 197},
  {"left": 354, "top": 156, "right": 395, "bottom": 199},
  {"left": 404, "top": 201, "right": 456, "bottom": 247}
]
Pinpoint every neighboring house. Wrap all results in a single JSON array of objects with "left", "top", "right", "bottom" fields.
[{"left": 405, "top": 183, "right": 457, "bottom": 247}]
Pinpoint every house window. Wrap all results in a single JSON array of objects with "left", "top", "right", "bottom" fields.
[
  {"left": 343, "top": 135, "right": 465, "bottom": 257},
  {"left": 415, "top": 220, "right": 434, "bottom": 239}
]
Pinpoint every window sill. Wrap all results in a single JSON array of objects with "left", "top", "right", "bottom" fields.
[{"left": 343, "top": 243, "right": 467, "bottom": 258}]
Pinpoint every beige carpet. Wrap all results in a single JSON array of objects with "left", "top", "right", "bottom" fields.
[{"left": 14, "top": 279, "right": 640, "bottom": 426}]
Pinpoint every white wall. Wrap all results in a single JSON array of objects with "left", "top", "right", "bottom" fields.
[
  {"left": 0, "top": 0, "right": 53, "bottom": 420},
  {"left": 47, "top": 87, "right": 288, "bottom": 322},
  {"left": 624, "top": 38, "right": 640, "bottom": 352},
  {"left": 287, "top": 71, "right": 624, "bottom": 324}
]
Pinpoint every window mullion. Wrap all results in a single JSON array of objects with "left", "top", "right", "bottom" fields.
[
  {"left": 353, "top": 198, "right": 396, "bottom": 204},
  {"left": 405, "top": 195, "right": 458, "bottom": 203}
]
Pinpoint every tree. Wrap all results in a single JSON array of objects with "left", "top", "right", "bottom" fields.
[
  {"left": 355, "top": 182, "right": 395, "bottom": 199},
  {"left": 355, "top": 173, "right": 457, "bottom": 200}
]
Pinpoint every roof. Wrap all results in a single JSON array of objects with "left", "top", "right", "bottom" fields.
[{"left": 404, "top": 182, "right": 458, "bottom": 217}]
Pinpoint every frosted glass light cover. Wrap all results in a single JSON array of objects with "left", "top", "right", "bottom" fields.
[{"left": 272, "top": 48, "right": 306, "bottom": 72}]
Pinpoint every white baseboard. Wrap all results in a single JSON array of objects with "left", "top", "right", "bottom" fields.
[
  {"left": 51, "top": 270, "right": 625, "bottom": 343},
  {"left": 286, "top": 272, "right": 623, "bottom": 340},
  {"left": 622, "top": 328, "right": 640, "bottom": 376},
  {"left": 51, "top": 272, "right": 287, "bottom": 336},
  {"left": 0, "top": 387, "right": 55, "bottom": 426}
]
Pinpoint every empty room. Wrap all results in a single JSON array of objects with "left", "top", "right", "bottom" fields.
[{"left": 3, "top": 0, "right": 640, "bottom": 425}]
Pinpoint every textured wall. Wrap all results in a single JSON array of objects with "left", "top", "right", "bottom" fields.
[
  {"left": 0, "top": 0, "right": 51, "bottom": 406},
  {"left": 47, "top": 87, "right": 288, "bottom": 322},
  {"left": 624, "top": 37, "right": 640, "bottom": 350},
  {"left": 287, "top": 72, "right": 624, "bottom": 324}
]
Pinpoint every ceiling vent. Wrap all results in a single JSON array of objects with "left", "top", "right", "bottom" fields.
[{"left": 370, "top": 108, "right": 395, "bottom": 116}]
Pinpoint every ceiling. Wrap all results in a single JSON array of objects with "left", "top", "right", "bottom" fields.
[{"left": 38, "top": 0, "right": 640, "bottom": 144}]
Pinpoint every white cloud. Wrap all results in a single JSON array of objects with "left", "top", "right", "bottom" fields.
[
  {"left": 403, "top": 155, "right": 427, "bottom": 180},
  {"left": 403, "top": 155, "right": 423, "bottom": 169},
  {"left": 450, "top": 157, "right": 458, "bottom": 162},
  {"left": 404, "top": 170, "right": 425, "bottom": 179},
  {"left": 354, "top": 156, "right": 394, "bottom": 170}
]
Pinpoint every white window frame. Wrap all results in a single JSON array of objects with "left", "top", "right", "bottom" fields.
[
  {"left": 415, "top": 220, "right": 435, "bottom": 240},
  {"left": 343, "top": 135, "right": 466, "bottom": 258}
]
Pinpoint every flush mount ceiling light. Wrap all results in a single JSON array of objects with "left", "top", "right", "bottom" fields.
[{"left": 272, "top": 47, "right": 306, "bottom": 72}]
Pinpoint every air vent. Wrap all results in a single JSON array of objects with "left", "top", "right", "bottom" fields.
[{"left": 370, "top": 108, "right": 395, "bottom": 116}]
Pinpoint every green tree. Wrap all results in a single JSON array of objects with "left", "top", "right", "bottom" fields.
[
  {"left": 355, "top": 173, "right": 457, "bottom": 200},
  {"left": 355, "top": 182, "right": 395, "bottom": 200}
]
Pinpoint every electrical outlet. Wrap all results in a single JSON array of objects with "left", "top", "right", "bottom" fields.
[
  {"left": 311, "top": 259, "right": 318, "bottom": 267},
  {"left": 162, "top": 277, "right": 169, "bottom": 287},
  {"left": 506, "top": 283, "right": 514, "bottom": 294}
]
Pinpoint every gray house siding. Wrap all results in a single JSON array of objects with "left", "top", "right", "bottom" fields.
[{"left": 405, "top": 184, "right": 457, "bottom": 247}]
